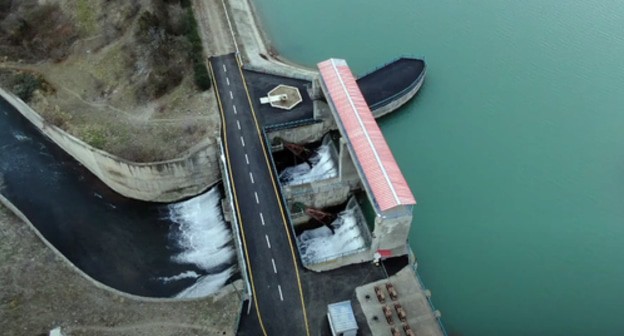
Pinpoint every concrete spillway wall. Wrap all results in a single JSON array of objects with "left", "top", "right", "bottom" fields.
[
  {"left": 0, "top": 89, "right": 220, "bottom": 202},
  {"left": 370, "top": 72, "right": 425, "bottom": 118}
]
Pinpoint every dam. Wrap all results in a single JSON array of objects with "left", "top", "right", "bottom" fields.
[
  {"left": 211, "top": 53, "right": 445, "bottom": 335},
  {"left": 0, "top": 1, "right": 444, "bottom": 334},
  {"left": 0, "top": 53, "right": 441, "bottom": 335}
]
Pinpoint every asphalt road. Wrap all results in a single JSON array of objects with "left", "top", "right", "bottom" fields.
[{"left": 209, "top": 54, "right": 310, "bottom": 336}]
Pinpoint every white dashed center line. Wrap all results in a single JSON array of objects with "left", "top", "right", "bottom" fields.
[
  {"left": 259, "top": 212, "right": 265, "bottom": 226},
  {"left": 277, "top": 285, "right": 284, "bottom": 301},
  {"left": 237, "top": 120, "right": 241, "bottom": 130},
  {"left": 245, "top": 154, "right": 249, "bottom": 165},
  {"left": 254, "top": 192, "right": 259, "bottom": 204},
  {"left": 229, "top": 91, "right": 233, "bottom": 99},
  {"left": 265, "top": 235, "right": 271, "bottom": 249},
  {"left": 271, "top": 258, "right": 277, "bottom": 274},
  {"left": 223, "top": 64, "right": 227, "bottom": 72},
  {"left": 240, "top": 136, "right": 245, "bottom": 147},
  {"left": 249, "top": 172, "right": 255, "bottom": 184},
  {"left": 233, "top": 105, "right": 237, "bottom": 114},
  {"left": 226, "top": 77, "right": 230, "bottom": 86}
]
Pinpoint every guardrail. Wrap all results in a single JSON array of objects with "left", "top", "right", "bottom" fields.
[
  {"left": 218, "top": 137, "right": 252, "bottom": 304},
  {"left": 264, "top": 118, "right": 320, "bottom": 132},
  {"left": 241, "top": 63, "right": 316, "bottom": 81},
  {"left": 260, "top": 131, "right": 305, "bottom": 260}
]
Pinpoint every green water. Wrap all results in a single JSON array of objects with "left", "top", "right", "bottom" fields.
[{"left": 254, "top": 1, "right": 624, "bottom": 335}]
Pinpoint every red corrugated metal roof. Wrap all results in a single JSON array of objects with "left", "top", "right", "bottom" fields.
[{"left": 317, "top": 59, "right": 416, "bottom": 212}]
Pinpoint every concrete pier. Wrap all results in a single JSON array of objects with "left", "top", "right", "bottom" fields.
[{"left": 356, "top": 266, "right": 445, "bottom": 336}]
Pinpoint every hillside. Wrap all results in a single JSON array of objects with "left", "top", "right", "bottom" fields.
[{"left": 0, "top": 0, "right": 219, "bottom": 161}]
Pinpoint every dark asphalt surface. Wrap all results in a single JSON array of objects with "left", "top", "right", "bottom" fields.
[
  {"left": 358, "top": 58, "right": 426, "bottom": 109},
  {"left": 242, "top": 70, "right": 314, "bottom": 129},
  {"left": 210, "top": 54, "right": 309, "bottom": 336}
]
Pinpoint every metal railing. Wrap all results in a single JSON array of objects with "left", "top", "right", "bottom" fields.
[
  {"left": 264, "top": 118, "right": 320, "bottom": 132},
  {"left": 218, "top": 137, "right": 252, "bottom": 304},
  {"left": 260, "top": 131, "right": 305, "bottom": 260}
]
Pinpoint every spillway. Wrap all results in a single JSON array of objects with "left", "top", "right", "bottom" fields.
[{"left": 0, "top": 97, "right": 236, "bottom": 298}]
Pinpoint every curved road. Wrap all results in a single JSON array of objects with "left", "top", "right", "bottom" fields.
[{"left": 209, "top": 53, "right": 310, "bottom": 336}]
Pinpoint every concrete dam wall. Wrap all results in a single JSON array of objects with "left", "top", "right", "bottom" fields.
[{"left": 0, "top": 89, "right": 220, "bottom": 202}]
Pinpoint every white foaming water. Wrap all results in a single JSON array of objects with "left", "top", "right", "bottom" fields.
[
  {"left": 167, "top": 187, "right": 235, "bottom": 296},
  {"left": 279, "top": 144, "right": 337, "bottom": 185},
  {"left": 175, "top": 267, "right": 234, "bottom": 298},
  {"left": 158, "top": 271, "right": 200, "bottom": 283},
  {"left": 298, "top": 208, "right": 366, "bottom": 265}
]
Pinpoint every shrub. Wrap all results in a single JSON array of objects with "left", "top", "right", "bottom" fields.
[
  {"left": 184, "top": 7, "right": 211, "bottom": 91},
  {"left": 11, "top": 73, "right": 42, "bottom": 102},
  {"left": 80, "top": 125, "right": 108, "bottom": 149},
  {"left": 193, "top": 63, "right": 211, "bottom": 91}
]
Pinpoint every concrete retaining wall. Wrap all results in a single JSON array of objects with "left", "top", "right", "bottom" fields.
[
  {"left": 0, "top": 88, "right": 220, "bottom": 202},
  {"left": 267, "top": 120, "right": 329, "bottom": 145}
]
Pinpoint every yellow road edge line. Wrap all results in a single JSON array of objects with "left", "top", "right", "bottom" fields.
[
  {"left": 209, "top": 60, "right": 268, "bottom": 336},
  {"left": 236, "top": 57, "right": 311, "bottom": 336}
]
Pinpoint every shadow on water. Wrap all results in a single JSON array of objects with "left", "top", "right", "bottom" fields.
[{"left": 0, "top": 97, "right": 236, "bottom": 298}]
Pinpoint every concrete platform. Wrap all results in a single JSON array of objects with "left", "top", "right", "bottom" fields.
[
  {"left": 300, "top": 261, "right": 387, "bottom": 335},
  {"left": 242, "top": 70, "right": 315, "bottom": 129},
  {"left": 356, "top": 266, "right": 444, "bottom": 336}
]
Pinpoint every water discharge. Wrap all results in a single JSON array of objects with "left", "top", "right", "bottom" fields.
[
  {"left": 279, "top": 143, "right": 336, "bottom": 185},
  {"left": 167, "top": 188, "right": 235, "bottom": 272},
  {"left": 0, "top": 97, "right": 237, "bottom": 297},
  {"left": 298, "top": 208, "right": 366, "bottom": 265},
  {"left": 174, "top": 267, "right": 235, "bottom": 299},
  {"left": 165, "top": 187, "right": 236, "bottom": 297}
]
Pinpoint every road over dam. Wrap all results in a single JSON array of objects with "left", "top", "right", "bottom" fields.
[{"left": 209, "top": 54, "right": 310, "bottom": 336}]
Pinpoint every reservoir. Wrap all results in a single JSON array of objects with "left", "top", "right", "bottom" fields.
[{"left": 254, "top": 1, "right": 624, "bottom": 335}]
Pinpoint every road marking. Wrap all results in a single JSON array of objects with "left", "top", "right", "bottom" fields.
[
  {"left": 233, "top": 105, "right": 237, "bottom": 114},
  {"left": 229, "top": 91, "right": 233, "bottom": 99},
  {"left": 259, "top": 212, "right": 265, "bottom": 226},
  {"left": 223, "top": 64, "right": 227, "bottom": 72},
  {"left": 226, "top": 77, "right": 230, "bottom": 86},
  {"left": 240, "top": 136, "right": 245, "bottom": 147},
  {"left": 210, "top": 60, "right": 268, "bottom": 336},
  {"left": 237, "top": 120, "right": 241, "bottom": 130},
  {"left": 254, "top": 192, "right": 259, "bottom": 204},
  {"left": 271, "top": 258, "right": 277, "bottom": 273},
  {"left": 265, "top": 234, "right": 271, "bottom": 249},
  {"left": 236, "top": 57, "right": 310, "bottom": 335},
  {"left": 278, "top": 285, "right": 284, "bottom": 301},
  {"left": 249, "top": 172, "right": 255, "bottom": 184},
  {"left": 245, "top": 154, "right": 249, "bottom": 165}
]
